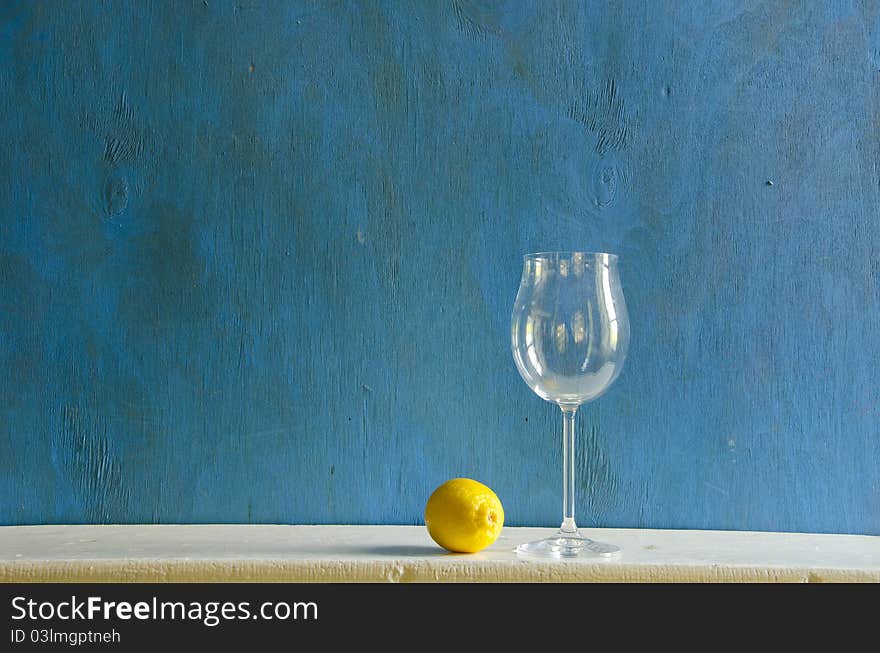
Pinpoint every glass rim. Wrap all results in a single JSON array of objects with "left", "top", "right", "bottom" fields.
[{"left": 522, "top": 251, "right": 619, "bottom": 261}]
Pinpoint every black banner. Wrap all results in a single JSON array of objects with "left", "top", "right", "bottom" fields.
[{"left": 0, "top": 583, "right": 872, "bottom": 649}]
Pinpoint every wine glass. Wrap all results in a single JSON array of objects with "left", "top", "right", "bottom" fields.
[{"left": 511, "top": 252, "right": 630, "bottom": 558}]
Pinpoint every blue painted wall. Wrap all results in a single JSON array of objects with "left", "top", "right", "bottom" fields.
[{"left": 1, "top": 1, "right": 878, "bottom": 534}]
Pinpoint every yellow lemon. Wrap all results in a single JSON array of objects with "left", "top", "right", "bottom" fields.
[{"left": 424, "top": 478, "right": 504, "bottom": 553}]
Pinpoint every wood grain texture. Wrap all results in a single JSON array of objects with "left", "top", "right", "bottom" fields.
[{"left": 0, "top": 1, "right": 878, "bottom": 533}]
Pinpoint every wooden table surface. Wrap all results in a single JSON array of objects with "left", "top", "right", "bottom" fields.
[{"left": 1, "top": 525, "right": 877, "bottom": 583}]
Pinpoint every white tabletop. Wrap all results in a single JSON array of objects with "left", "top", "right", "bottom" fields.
[{"left": 1, "top": 525, "right": 877, "bottom": 582}]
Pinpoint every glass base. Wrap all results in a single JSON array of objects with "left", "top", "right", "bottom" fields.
[{"left": 516, "top": 530, "right": 621, "bottom": 559}]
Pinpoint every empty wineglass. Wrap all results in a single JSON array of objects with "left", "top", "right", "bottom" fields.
[{"left": 511, "top": 252, "right": 630, "bottom": 558}]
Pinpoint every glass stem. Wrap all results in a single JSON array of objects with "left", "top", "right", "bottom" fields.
[{"left": 561, "top": 405, "right": 578, "bottom": 534}]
